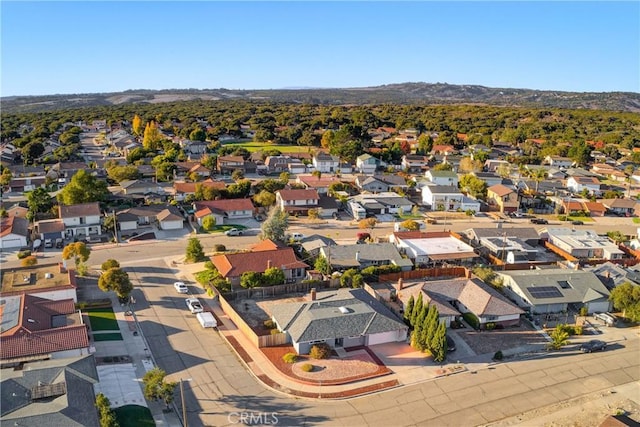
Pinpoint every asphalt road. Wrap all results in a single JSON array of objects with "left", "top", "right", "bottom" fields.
[{"left": 125, "top": 258, "right": 640, "bottom": 427}]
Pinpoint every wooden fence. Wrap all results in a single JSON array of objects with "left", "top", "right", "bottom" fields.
[
  {"left": 542, "top": 241, "right": 579, "bottom": 262},
  {"left": 378, "top": 267, "right": 468, "bottom": 282},
  {"left": 222, "top": 280, "right": 331, "bottom": 301},
  {"left": 218, "top": 293, "right": 289, "bottom": 348}
]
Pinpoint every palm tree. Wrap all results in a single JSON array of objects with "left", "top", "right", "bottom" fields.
[
  {"left": 547, "top": 324, "right": 570, "bottom": 350},
  {"left": 530, "top": 168, "right": 547, "bottom": 194}
]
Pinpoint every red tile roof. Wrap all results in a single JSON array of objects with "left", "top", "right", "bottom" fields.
[
  {"left": 251, "top": 239, "right": 286, "bottom": 252},
  {"left": 211, "top": 247, "right": 308, "bottom": 278},
  {"left": 0, "top": 294, "right": 88, "bottom": 360},
  {"left": 0, "top": 216, "right": 29, "bottom": 238},
  {"left": 296, "top": 175, "right": 342, "bottom": 188},
  {"left": 488, "top": 184, "right": 515, "bottom": 197},
  {"left": 431, "top": 145, "right": 455, "bottom": 153},
  {"left": 277, "top": 189, "right": 320, "bottom": 201},
  {"left": 174, "top": 180, "right": 225, "bottom": 193}
]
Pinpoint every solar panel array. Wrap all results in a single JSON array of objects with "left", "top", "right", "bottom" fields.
[
  {"left": 528, "top": 286, "right": 563, "bottom": 299},
  {"left": 31, "top": 382, "right": 66, "bottom": 400}
]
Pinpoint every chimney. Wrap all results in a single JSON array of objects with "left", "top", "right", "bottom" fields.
[
  {"left": 267, "top": 260, "right": 272, "bottom": 269},
  {"left": 465, "top": 268, "right": 471, "bottom": 279},
  {"left": 396, "top": 277, "right": 404, "bottom": 291},
  {"left": 355, "top": 251, "right": 360, "bottom": 262},
  {"left": 310, "top": 288, "right": 316, "bottom": 301}
]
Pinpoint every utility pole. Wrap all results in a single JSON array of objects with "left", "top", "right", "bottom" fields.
[
  {"left": 112, "top": 210, "right": 118, "bottom": 245},
  {"left": 181, "top": 379, "right": 187, "bottom": 427}
]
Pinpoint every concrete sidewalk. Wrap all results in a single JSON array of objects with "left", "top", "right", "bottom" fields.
[{"left": 96, "top": 295, "right": 182, "bottom": 427}]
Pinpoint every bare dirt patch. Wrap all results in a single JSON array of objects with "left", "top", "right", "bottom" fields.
[
  {"left": 457, "top": 322, "right": 547, "bottom": 355},
  {"left": 230, "top": 296, "right": 307, "bottom": 335}
]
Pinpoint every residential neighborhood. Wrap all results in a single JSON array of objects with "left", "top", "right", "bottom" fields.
[{"left": 2, "top": 105, "right": 640, "bottom": 427}]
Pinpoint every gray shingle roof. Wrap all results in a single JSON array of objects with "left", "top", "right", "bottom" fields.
[
  {"left": 272, "top": 288, "right": 407, "bottom": 343},
  {"left": 321, "top": 243, "right": 413, "bottom": 270}
]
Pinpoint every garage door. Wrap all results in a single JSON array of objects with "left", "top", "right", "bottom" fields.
[{"left": 1, "top": 238, "right": 24, "bottom": 249}]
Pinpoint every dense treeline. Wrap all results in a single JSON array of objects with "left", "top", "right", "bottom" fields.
[{"left": 2, "top": 101, "right": 640, "bottom": 164}]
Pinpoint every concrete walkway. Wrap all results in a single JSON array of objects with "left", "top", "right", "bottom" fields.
[{"left": 92, "top": 295, "right": 182, "bottom": 427}]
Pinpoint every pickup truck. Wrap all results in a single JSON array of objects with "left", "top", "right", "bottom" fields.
[{"left": 185, "top": 298, "right": 204, "bottom": 314}]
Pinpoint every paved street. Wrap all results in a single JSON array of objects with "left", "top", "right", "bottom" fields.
[{"left": 121, "top": 257, "right": 640, "bottom": 427}]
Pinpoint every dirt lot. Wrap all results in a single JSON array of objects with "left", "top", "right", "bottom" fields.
[
  {"left": 457, "top": 322, "right": 547, "bottom": 355},
  {"left": 230, "top": 295, "right": 307, "bottom": 335}
]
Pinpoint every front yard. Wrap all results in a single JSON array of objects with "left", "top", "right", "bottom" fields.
[
  {"left": 456, "top": 321, "right": 547, "bottom": 355},
  {"left": 86, "top": 308, "right": 119, "bottom": 331}
]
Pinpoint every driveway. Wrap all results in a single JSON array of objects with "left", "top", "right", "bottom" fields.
[{"left": 95, "top": 365, "right": 147, "bottom": 408}]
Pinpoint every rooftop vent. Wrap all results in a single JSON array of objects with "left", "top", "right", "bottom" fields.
[
  {"left": 338, "top": 306, "right": 350, "bottom": 314},
  {"left": 45, "top": 273, "right": 54, "bottom": 279}
]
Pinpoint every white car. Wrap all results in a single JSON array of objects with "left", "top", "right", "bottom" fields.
[
  {"left": 225, "top": 228, "right": 243, "bottom": 236},
  {"left": 174, "top": 281, "right": 189, "bottom": 294},
  {"left": 185, "top": 298, "right": 204, "bottom": 314}
]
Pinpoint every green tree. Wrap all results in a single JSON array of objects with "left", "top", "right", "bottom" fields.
[
  {"left": 189, "top": 127, "right": 206, "bottom": 141},
  {"left": 430, "top": 322, "right": 447, "bottom": 362},
  {"left": 548, "top": 324, "right": 570, "bottom": 350},
  {"left": 202, "top": 215, "right": 216, "bottom": 231},
  {"left": 231, "top": 169, "right": 245, "bottom": 182},
  {"left": 57, "top": 170, "right": 109, "bottom": 205},
  {"left": 308, "top": 208, "right": 320, "bottom": 220},
  {"left": 314, "top": 255, "right": 330, "bottom": 275},
  {"left": 95, "top": 393, "right": 120, "bottom": 427},
  {"left": 529, "top": 168, "right": 547, "bottom": 193},
  {"left": 606, "top": 231, "right": 626, "bottom": 244},
  {"left": 609, "top": 282, "right": 640, "bottom": 321},
  {"left": 411, "top": 304, "right": 429, "bottom": 351},
  {"left": 22, "top": 141, "right": 45, "bottom": 164},
  {"left": 422, "top": 304, "right": 439, "bottom": 351},
  {"left": 142, "top": 367, "right": 177, "bottom": 410},
  {"left": 459, "top": 174, "right": 488, "bottom": 200},
  {"left": 433, "top": 162, "right": 453, "bottom": 171},
  {"left": 27, "top": 187, "right": 53, "bottom": 220},
  {"left": 358, "top": 218, "right": 377, "bottom": 234},
  {"left": 260, "top": 207, "right": 289, "bottom": 243},
  {"left": 411, "top": 293, "right": 424, "bottom": 328},
  {"left": 0, "top": 167, "right": 12, "bottom": 186},
  {"left": 403, "top": 295, "right": 415, "bottom": 325},
  {"left": 279, "top": 171, "right": 290, "bottom": 183},
  {"left": 101, "top": 259, "right": 120, "bottom": 271},
  {"left": 62, "top": 241, "right": 91, "bottom": 267},
  {"left": 253, "top": 189, "right": 276, "bottom": 207},
  {"left": 98, "top": 267, "right": 133, "bottom": 300},
  {"left": 240, "top": 271, "right": 263, "bottom": 288},
  {"left": 263, "top": 267, "right": 285, "bottom": 286},
  {"left": 400, "top": 219, "right": 420, "bottom": 231},
  {"left": 496, "top": 163, "right": 511, "bottom": 179},
  {"left": 107, "top": 165, "right": 141, "bottom": 183},
  {"left": 142, "top": 121, "right": 162, "bottom": 151},
  {"left": 185, "top": 237, "right": 207, "bottom": 263},
  {"left": 340, "top": 268, "right": 363, "bottom": 288}
]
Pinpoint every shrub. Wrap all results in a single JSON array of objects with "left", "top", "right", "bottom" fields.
[
  {"left": 574, "top": 325, "right": 583, "bottom": 335},
  {"left": 282, "top": 353, "right": 298, "bottom": 364},
  {"left": 493, "top": 350, "right": 503, "bottom": 361},
  {"left": 101, "top": 259, "right": 120, "bottom": 271},
  {"left": 264, "top": 319, "right": 276, "bottom": 329},
  {"left": 309, "top": 343, "right": 331, "bottom": 360},
  {"left": 300, "top": 363, "right": 314, "bottom": 372},
  {"left": 21, "top": 255, "right": 37, "bottom": 266},
  {"left": 214, "top": 244, "right": 226, "bottom": 252},
  {"left": 485, "top": 322, "right": 496, "bottom": 330},
  {"left": 16, "top": 250, "right": 31, "bottom": 259},
  {"left": 270, "top": 329, "right": 281, "bottom": 335},
  {"left": 462, "top": 312, "right": 480, "bottom": 330},
  {"left": 579, "top": 306, "right": 588, "bottom": 316}
]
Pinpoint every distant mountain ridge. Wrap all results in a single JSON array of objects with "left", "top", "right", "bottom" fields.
[{"left": 2, "top": 82, "right": 639, "bottom": 113}]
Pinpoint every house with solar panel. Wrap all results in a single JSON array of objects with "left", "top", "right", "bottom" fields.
[{"left": 497, "top": 269, "right": 611, "bottom": 314}]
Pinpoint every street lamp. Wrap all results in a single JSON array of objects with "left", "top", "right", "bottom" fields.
[{"left": 180, "top": 378, "right": 193, "bottom": 427}]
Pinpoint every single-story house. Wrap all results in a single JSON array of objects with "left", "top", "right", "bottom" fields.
[
  {"left": 0, "top": 216, "right": 29, "bottom": 249},
  {"left": 318, "top": 243, "right": 413, "bottom": 272},
  {"left": 389, "top": 231, "right": 478, "bottom": 267},
  {"left": 271, "top": 288, "right": 408, "bottom": 354},
  {"left": 498, "top": 269, "right": 611, "bottom": 314}
]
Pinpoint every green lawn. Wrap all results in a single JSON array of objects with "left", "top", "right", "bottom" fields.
[
  {"left": 114, "top": 405, "right": 155, "bottom": 427},
  {"left": 200, "top": 224, "right": 248, "bottom": 234},
  {"left": 92, "top": 332, "right": 123, "bottom": 341},
  {"left": 221, "top": 141, "right": 313, "bottom": 154},
  {"left": 633, "top": 217, "right": 640, "bottom": 224},
  {"left": 86, "top": 308, "right": 119, "bottom": 331}
]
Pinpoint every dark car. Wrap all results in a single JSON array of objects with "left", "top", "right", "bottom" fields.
[
  {"left": 530, "top": 218, "right": 548, "bottom": 224},
  {"left": 571, "top": 220, "right": 584, "bottom": 225},
  {"left": 55, "top": 238, "right": 63, "bottom": 248},
  {"left": 446, "top": 335, "right": 456, "bottom": 352},
  {"left": 579, "top": 340, "right": 607, "bottom": 353}
]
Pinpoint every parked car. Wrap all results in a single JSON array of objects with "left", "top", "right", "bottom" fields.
[
  {"left": 44, "top": 239, "right": 53, "bottom": 248},
  {"left": 530, "top": 218, "right": 548, "bottom": 224},
  {"left": 174, "top": 281, "right": 189, "bottom": 294},
  {"left": 579, "top": 340, "right": 607, "bottom": 353},
  {"left": 290, "top": 232, "right": 304, "bottom": 242},
  {"left": 225, "top": 228, "right": 243, "bottom": 236},
  {"left": 185, "top": 298, "right": 204, "bottom": 314},
  {"left": 571, "top": 220, "right": 584, "bottom": 225},
  {"left": 594, "top": 312, "right": 617, "bottom": 326},
  {"left": 55, "top": 238, "right": 63, "bottom": 248},
  {"left": 446, "top": 335, "right": 456, "bottom": 352}
]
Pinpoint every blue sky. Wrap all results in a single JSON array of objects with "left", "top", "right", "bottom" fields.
[{"left": 2, "top": 1, "right": 638, "bottom": 96}]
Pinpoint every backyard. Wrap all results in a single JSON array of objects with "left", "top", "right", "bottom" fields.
[
  {"left": 221, "top": 141, "right": 314, "bottom": 154},
  {"left": 86, "top": 307, "right": 119, "bottom": 331}
]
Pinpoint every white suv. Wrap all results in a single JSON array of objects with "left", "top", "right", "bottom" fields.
[
  {"left": 185, "top": 298, "right": 204, "bottom": 314},
  {"left": 174, "top": 281, "right": 189, "bottom": 294}
]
